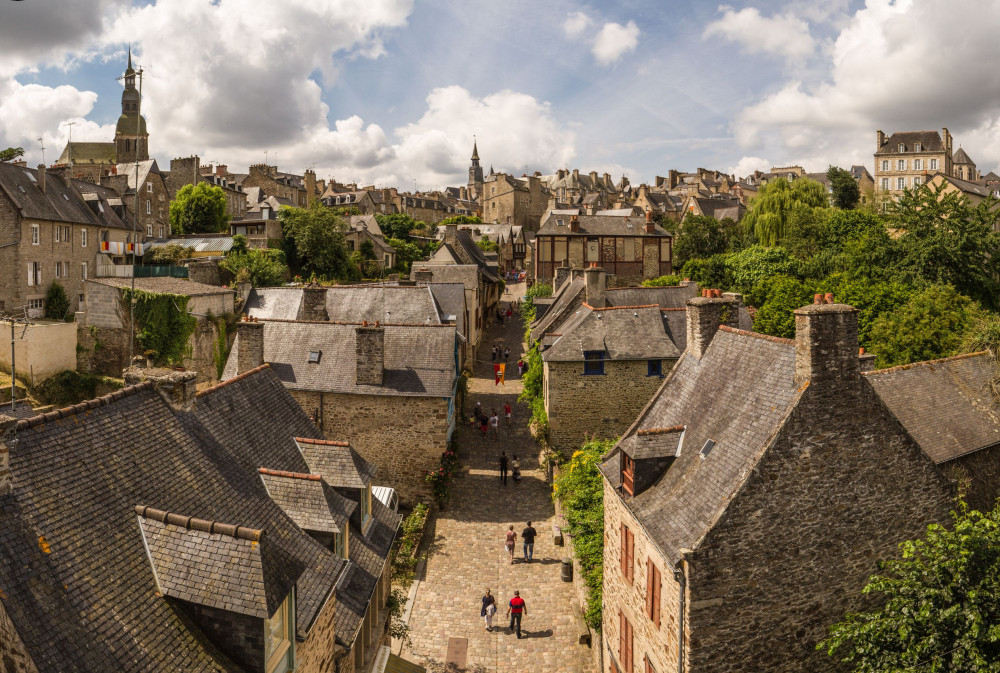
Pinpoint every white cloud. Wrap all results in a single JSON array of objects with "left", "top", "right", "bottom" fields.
[
  {"left": 703, "top": 5, "right": 816, "bottom": 59},
  {"left": 728, "top": 156, "right": 770, "bottom": 180},
  {"left": 591, "top": 21, "right": 640, "bottom": 66},
  {"left": 563, "top": 11, "right": 592, "bottom": 38}
]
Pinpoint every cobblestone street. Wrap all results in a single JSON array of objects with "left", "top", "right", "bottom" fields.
[{"left": 400, "top": 283, "right": 597, "bottom": 673}]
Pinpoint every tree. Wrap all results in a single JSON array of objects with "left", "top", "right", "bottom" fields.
[
  {"left": 748, "top": 275, "right": 812, "bottom": 338},
  {"left": 0, "top": 147, "right": 25, "bottom": 163},
  {"left": 868, "top": 284, "right": 983, "bottom": 368},
  {"left": 726, "top": 245, "right": 800, "bottom": 295},
  {"left": 376, "top": 213, "right": 420, "bottom": 240},
  {"left": 221, "top": 248, "right": 288, "bottom": 288},
  {"left": 742, "top": 177, "right": 830, "bottom": 246},
  {"left": 144, "top": 243, "right": 191, "bottom": 265},
  {"left": 827, "top": 165, "right": 861, "bottom": 210},
  {"left": 680, "top": 254, "right": 731, "bottom": 291},
  {"left": 673, "top": 215, "right": 730, "bottom": 267},
  {"left": 820, "top": 501, "right": 1000, "bottom": 672},
  {"left": 280, "top": 202, "right": 353, "bottom": 280},
  {"left": 359, "top": 239, "right": 376, "bottom": 260},
  {"left": 641, "top": 274, "right": 682, "bottom": 287},
  {"left": 814, "top": 274, "right": 913, "bottom": 350},
  {"left": 169, "top": 182, "right": 230, "bottom": 235},
  {"left": 440, "top": 215, "right": 482, "bottom": 225},
  {"left": 476, "top": 237, "right": 498, "bottom": 252},
  {"left": 44, "top": 282, "right": 70, "bottom": 320},
  {"left": 387, "top": 238, "right": 424, "bottom": 274}
]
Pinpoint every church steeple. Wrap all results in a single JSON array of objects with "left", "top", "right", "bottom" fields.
[
  {"left": 115, "top": 48, "right": 148, "bottom": 164},
  {"left": 468, "top": 137, "right": 484, "bottom": 200},
  {"left": 471, "top": 139, "right": 480, "bottom": 162}
]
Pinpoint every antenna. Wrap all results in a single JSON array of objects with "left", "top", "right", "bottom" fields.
[
  {"left": 37, "top": 138, "right": 45, "bottom": 166},
  {"left": 65, "top": 121, "right": 76, "bottom": 166}
]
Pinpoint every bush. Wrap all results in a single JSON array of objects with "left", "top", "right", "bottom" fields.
[
  {"left": 641, "top": 274, "right": 682, "bottom": 287},
  {"left": 680, "top": 254, "right": 730, "bottom": 290},
  {"left": 221, "top": 248, "right": 288, "bottom": 288},
  {"left": 33, "top": 370, "right": 122, "bottom": 406},
  {"left": 425, "top": 449, "right": 460, "bottom": 507},
  {"left": 44, "top": 282, "right": 70, "bottom": 320},
  {"left": 144, "top": 244, "right": 191, "bottom": 265}
]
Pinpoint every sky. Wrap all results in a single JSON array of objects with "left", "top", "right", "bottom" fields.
[{"left": 2, "top": 0, "right": 1000, "bottom": 190}]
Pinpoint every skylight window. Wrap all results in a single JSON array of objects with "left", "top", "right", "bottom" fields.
[
  {"left": 308, "top": 350, "right": 322, "bottom": 364},
  {"left": 25, "top": 172, "right": 36, "bottom": 183},
  {"left": 700, "top": 439, "right": 715, "bottom": 459}
]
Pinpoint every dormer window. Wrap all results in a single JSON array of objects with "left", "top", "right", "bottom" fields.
[
  {"left": 898, "top": 143, "right": 905, "bottom": 152},
  {"left": 621, "top": 453, "right": 635, "bottom": 496},
  {"left": 915, "top": 142, "right": 922, "bottom": 152},
  {"left": 360, "top": 482, "right": 372, "bottom": 529}
]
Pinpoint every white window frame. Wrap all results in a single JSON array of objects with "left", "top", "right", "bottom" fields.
[
  {"left": 147, "top": 224, "right": 153, "bottom": 237},
  {"left": 81, "top": 262, "right": 87, "bottom": 280},
  {"left": 897, "top": 177, "right": 906, "bottom": 190},
  {"left": 146, "top": 199, "right": 151, "bottom": 215},
  {"left": 898, "top": 144, "right": 905, "bottom": 152},
  {"left": 930, "top": 158, "right": 938, "bottom": 170},
  {"left": 31, "top": 224, "right": 39, "bottom": 245},
  {"left": 913, "top": 176, "right": 922, "bottom": 187},
  {"left": 81, "top": 228, "right": 88, "bottom": 247},
  {"left": 27, "top": 262, "right": 40, "bottom": 287},
  {"left": 881, "top": 160, "right": 889, "bottom": 172},
  {"left": 146, "top": 181, "right": 153, "bottom": 193},
  {"left": 897, "top": 159, "right": 906, "bottom": 171},
  {"left": 913, "top": 159, "right": 922, "bottom": 170},
  {"left": 54, "top": 226, "right": 61, "bottom": 243},
  {"left": 915, "top": 143, "right": 922, "bottom": 152}
]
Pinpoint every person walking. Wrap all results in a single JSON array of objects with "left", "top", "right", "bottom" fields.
[
  {"left": 522, "top": 521, "right": 537, "bottom": 563},
  {"left": 504, "top": 525, "right": 517, "bottom": 564},
  {"left": 481, "top": 589, "right": 497, "bottom": 631},
  {"left": 504, "top": 402, "right": 512, "bottom": 426},
  {"left": 490, "top": 410, "right": 500, "bottom": 441},
  {"left": 507, "top": 591, "right": 527, "bottom": 638},
  {"left": 480, "top": 414, "right": 489, "bottom": 440},
  {"left": 491, "top": 344, "right": 498, "bottom": 362},
  {"left": 499, "top": 451, "right": 509, "bottom": 485},
  {"left": 503, "top": 346, "right": 510, "bottom": 362},
  {"left": 517, "top": 358, "right": 525, "bottom": 377},
  {"left": 511, "top": 455, "right": 521, "bottom": 485}
]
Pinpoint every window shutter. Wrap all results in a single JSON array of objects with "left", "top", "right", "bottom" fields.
[
  {"left": 626, "top": 618, "right": 634, "bottom": 672},
  {"left": 626, "top": 529, "right": 634, "bottom": 583},
  {"left": 653, "top": 565, "right": 661, "bottom": 627},
  {"left": 645, "top": 560, "right": 653, "bottom": 618},
  {"left": 27, "top": 263, "right": 33, "bottom": 286},
  {"left": 620, "top": 523, "right": 626, "bottom": 576},
  {"left": 619, "top": 610, "right": 626, "bottom": 663}
]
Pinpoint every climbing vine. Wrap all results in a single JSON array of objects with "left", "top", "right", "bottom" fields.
[
  {"left": 210, "top": 312, "right": 239, "bottom": 379},
  {"left": 122, "top": 289, "right": 197, "bottom": 365}
]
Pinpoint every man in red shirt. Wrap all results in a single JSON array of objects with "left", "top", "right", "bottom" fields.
[{"left": 507, "top": 590, "right": 527, "bottom": 638}]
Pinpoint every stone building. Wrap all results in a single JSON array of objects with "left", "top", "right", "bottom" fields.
[
  {"left": 0, "top": 163, "right": 137, "bottom": 317},
  {"left": 480, "top": 172, "right": 548, "bottom": 231},
  {"left": 0, "top": 363, "right": 402, "bottom": 673},
  {"left": 345, "top": 215, "right": 396, "bottom": 270},
  {"left": 874, "top": 127, "right": 961, "bottom": 197},
  {"left": 467, "top": 139, "right": 484, "bottom": 201},
  {"left": 533, "top": 212, "right": 672, "bottom": 286},
  {"left": 600, "top": 295, "right": 958, "bottom": 673},
  {"left": 166, "top": 156, "right": 247, "bottom": 221},
  {"left": 100, "top": 159, "right": 170, "bottom": 239},
  {"left": 224, "top": 318, "right": 458, "bottom": 504},
  {"left": 241, "top": 164, "right": 315, "bottom": 208}
]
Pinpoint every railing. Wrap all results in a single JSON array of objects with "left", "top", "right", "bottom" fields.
[
  {"left": 94, "top": 264, "right": 189, "bottom": 278},
  {"left": 95, "top": 263, "right": 134, "bottom": 278}
]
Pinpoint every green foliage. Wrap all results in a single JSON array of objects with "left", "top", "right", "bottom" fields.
[
  {"left": 521, "top": 282, "right": 553, "bottom": 340},
  {"left": 376, "top": 213, "right": 421, "bottom": 240},
  {"left": 32, "top": 370, "right": 122, "bottom": 406},
  {"left": 0, "top": 146, "right": 25, "bottom": 162},
  {"left": 43, "top": 282, "right": 70, "bottom": 320},
  {"left": 387, "top": 237, "right": 424, "bottom": 274},
  {"left": 827, "top": 165, "right": 861, "bottom": 210},
  {"left": 440, "top": 215, "right": 482, "bottom": 225},
  {"left": 425, "top": 449, "right": 460, "bottom": 507},
  {"left": 820, "top": 500, "right": 1000, "bottom": 672},
  {"left": 169, "top": 182, "right": 230, "bottom": 235},
  {"left": 221, "top": 248, "right": 288, "bottom": 288},
  {"left": 726, "top": 245, "right": 799, "bottom": 295},
  {"left": 230, "top": 234, "right": 248, "bottom": 256},
  {"left": 680, "top": 254, "right": 730, "bottom": 290},
  {"left": 869, "top": 285, "right": 983, "bottom": 368},
  {"left": 280, "top": 202, "right": 353, "bottom": 280},
  {"left": 122, "top": 289, "right": 197, "bottom": 365},
  {"left": 388, "top": 502, "right": 430, "bottom": 646},
  {"left": 750, "top": 275, "right": 812, "bottom": 339},
  {"left": 641, "top": 274, "right": 682, "bottom": 287},
  {"left": 475, "top": 237, "right": 498, "bottom": 252},
  {"left": 673, "top": 215, "right": 732, "bottom": 267},
  {"left": 144, "top": 243, "right": 192, "bottom": 265},
  {"left": 210, "top": 314, "right": 237, "bottom": 380},
  {"left": 742, "top": 177, "right": 830, "bottom": 246},
  {"left": 359, "top": 239, "right": 376, "bottom": 260},
  {"left": 553, "top": 439, "right": 614, "bottom": 630}
]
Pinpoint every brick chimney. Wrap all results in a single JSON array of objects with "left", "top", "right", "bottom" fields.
[
  {"left": 585, "top": 263, "right": 606, "bottom": 308},
  {"left": 356, "top": 323, "right": 384, "bottom": 386},
  {"left": 685, "top": 293, "right": 739, "bottom": 360},
  {"left": 36, "top": 164, "right": 46, "bottom": 193},
  {"left": 301, "top": 283, "right": 329, "bottom": 321},
  {"left": 876, "top": 130, "right": 886, "bottom": 150},
  {"left": 793, "top": 298, "right": 859, "bottom": 386},
  {"left": 124, "top": 367, "right": 199, "bottom": 412},
  {"left": 0, "top": 413, "right": 14, "bottom": 495},
  {"left": 644, "top": 210, "right": 655, "bottom": 234},
  {"left": 569, "top": 215, "right": 580, "bottom": 233},
  {"left": 237, "top": 319, "right": 264, "bottom": 374}
]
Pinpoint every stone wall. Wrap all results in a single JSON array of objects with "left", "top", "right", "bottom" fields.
[
  {"left": 602, "top": 478, "right": 682, "bottom": 673},
  {"left": 187, "top": 260, "right": 222, "bottom": 288},
  {"left": 77, "top": 323, "right": 131, "bottom": 376},
  {"left": 296, "top": 590, "right": 340, "bottom": 673},
  {"left": 683, "top": 381, "right": 952, "bottom": 672},
  {"left": 288, "top": 391, "right": 451, "bottom": 504},
  {"left": 0, "top": 600, "right": 39, "bottom": 673},
  {"left": 945, "top": 448, "right": 1000, "bottom": 514},
  {"left": 545, "top": 359, "right": 672, "bottom": 451}
]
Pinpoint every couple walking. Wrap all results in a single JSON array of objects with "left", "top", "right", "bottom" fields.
[
  {"left": 498, "top": 451, "right": 520, "bottom": 485},
  {"left": 504, "top": 522, "right": 537, "bottom": 564},
  {"left": 481, "top": 589, "right": 528, "bottom": 638}
]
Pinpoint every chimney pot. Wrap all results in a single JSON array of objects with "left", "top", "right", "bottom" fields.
[
  {"left": 824, "top": 292, "right": 835, "bottom": 304},
  {"left": 814, "top": 294, "right": 823, "bottom": 304}
]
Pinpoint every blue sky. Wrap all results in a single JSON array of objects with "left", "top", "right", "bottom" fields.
[{"left": 2, "top": 0, "right": 999, "bottom": 189}]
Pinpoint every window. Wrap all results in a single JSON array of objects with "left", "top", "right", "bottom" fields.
[
  {"left": 27, "top": 262, "right": 41, "bottom": 287},
  {"left": 646, "top": 560, "right": 661, "bottom": 627},
  {"left": 621, "top": 453, "right": 635, "bottom": 496},
  {"left": 27, "top": 298, "right": 43, "bottom": 311},
  {"left": 880, "top": 177, "right": 889, "bottom": 190},
  {"left": 263, "top": 592, "right": 295, "bottom": 673},
  {"left": 897, "top": 159, "right": 906, "bottom": 171},
  {"left": 81, "top": 262, "right": 87, "bottom": 280},
  {"left": 620, "top": 523, "right": 634, "bottom": 583},
  {"left": 146, "top": 199, "right": 151, "bottom": 215},
  {"left": 54, "top": 226, "right": 60, "bottom": 243},
  {"left": 308, "top": 350, "right": 322, "bottom": 364},
  {"left": 146, "top": 181, "right": 153, "bottom": 193},
  {"left": 915, "top": 142, "right": 922, "bottom": 152},
  {"left": 147, "top": 224, "right": 153, "bottom": 237},
  {"left": 384, "top": 253, "right": 391, "bottom": 267},
  {"left": 64, "top": 226, "right": 70, "bottom": 242},
  {"left": 333, "top": 530, "right": 346, "bottom": 559},
  {"left": 55, "top": 261, "right": 62, "bottom": 278},
  {"left": 881, "top": 160, "right": 889, "bottom": 172},
  {"left": 360, "top": 483, "right": 372, "bottom": 529},
  {"left": 583, "top": 350, "right": 605, "bottom": 375},
  {"left": 647, "top": 360, "right": 662, "bottom": 377},
  {"left": 31, "top": 225, "right": 39, "bottom": 245},
  {"left": 619, "top": 611, "right": 634, "bottom": 673},
  {"left": 81, "top": 228, "right": 87, "bottom": 247},
  {"left": 930, "top": 158, "right": 938, "bottom": 170},
  {"left": 897, "top": 177, "right": 906, "bottom": 190},
  {"left": 913, "top": 176, "right": 921, "bottom": 186},
  {"left": 700, "top": 439, "right": 716, "bottom": 459},
  {"left": 898, "top": 143, "right": 905, "bottom": 152},
  {"left": 913, "top": 159, "right": 922, "bottom": 170}
]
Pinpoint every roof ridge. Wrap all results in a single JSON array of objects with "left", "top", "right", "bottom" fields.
[
  {"left": 637, "top": 425, "right": 685, "bottom": 436},
  {"left": 196, "top": 363, "right": 270, "bottom": 398},
  {"left": 16, "top": 380, "right": 155, "bottom": 430},
  {"left": 294, "top": 436, "right": 350, "bottom": 447},
  {"left": 606, "top": 286, "right": 689, "bottom": 292},
  {"left": 864, "top": 350, "right": 988, "bottom": 376},
  {"left": 134, "top": 505, "right": 263, "bottom": 541},
  {"left": 258, "top": 317, "right": 452, "bottom": 328},
  {"left": 660, "top": 307, "right": 686, "bottom": 312},
  {"left": 717, "top": 325, "right": 795, "bottom": 345},
  {"left": 583, "top": 303, "right": 660, "bottom": 312},
  {"left": 259, "top": 467, "right": 322, "bottom": 481}
]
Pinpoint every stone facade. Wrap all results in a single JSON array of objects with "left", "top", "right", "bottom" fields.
[
  {"left": 242, "top": 164, "right": 309, "bottom": 207},
  {"left": 0, "top": 600, "right": 39, "bottom": 673},
  {"left": 295, "top": 590, "right": 340, "bottom": 673},
  {"left": 545, "top": 359, "right": 672, "bottom": 451},
  {"left": 168, "top": 157, "right": 248, "bottom": 221},
  {"left": 874, "top": 128, "right": 954, "bottom": 197},
  {"left": 289, "top": 391, "right": 451, "bottom": 504}
]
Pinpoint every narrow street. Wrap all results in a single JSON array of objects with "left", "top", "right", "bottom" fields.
[{"left": 400, "top": 283, "right": 597, "bottom": 673}]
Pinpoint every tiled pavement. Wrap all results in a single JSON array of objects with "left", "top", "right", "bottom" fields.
[{"left": 401, "top": 283, "right": 597, "bottom": 673}]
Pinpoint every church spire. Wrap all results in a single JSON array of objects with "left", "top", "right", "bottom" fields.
[
  {"left": 471, "top": 137, "right": 480, "bottom": 162},
  {"left": 126, "top": 44, "right": 134, "bottom": 75}
]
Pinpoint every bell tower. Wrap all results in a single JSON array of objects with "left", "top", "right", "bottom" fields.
[
  {"left": 115, "top": 47, "right": 149, "bottom": 164},
  {"left": 468, "top": 138, "right": 484, "bottom": 201}
]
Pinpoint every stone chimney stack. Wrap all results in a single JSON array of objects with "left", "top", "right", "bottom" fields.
[
  {"left": 237, "top": 319, "right": 264, "bottom": 374},
  {"left": 444, "top": 223, "right": 458, "bottom": 243},
  {"left": 304, "top": 169, "right": 317, "bottom": 206},
  {"left": 859, "top": 348, "right": 876, "bottom": 373},
  {"left": 685, "top": 292, "right": 739, "bottom": 360},
  {"left": 793, "top": 296, "right": 859, "bottom": 386},
  {"left": 876, "top": 130, "right": 886, "bottom": 150},
  {"left": 584, "top": 263, "right": 606, "bottom": 308},
  {"left": 356, "top": 323, "right": 385, "bottom": 386},
  {"left": 943, "top": 127, "right": 952, "bottom": 153},
  {"left": 0, "top": 413, "right": 15, "bottom": 495},
  {"left": 36, "top": 164, "right": 46, "bottom": 193},
  {"left": 569, "top": 215, "right": 580, "bottom": 233},
  {"left": 301, "top": 283, "right": 329, "bottom": 321},
  {"left": 124, "top": 367, "right": 199, "bottom": 412},
  {"left": 553, "top": 263, "right": 571, "bottom": 293},
  {"left": 644, "top": 210, "right": 655, "bottom": 234},
  {"left": 414, "top": 267, "right": 433, "bottom": 283}
]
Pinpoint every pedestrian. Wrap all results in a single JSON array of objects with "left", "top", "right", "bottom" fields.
[
  {"left": 506, "top": 590, "right": 527, "bottom": 638},
  {"left": 481, "top": 589, "right": 497, "bottom": 631},
  {"left": 491, "top": 345, "right": 498, "bottom": 362},
  {"left": 505, "top": 525, "right": 517, "bottom": 564},
  {"left": 503, "top": 346, "right": 510, "bottom": 362},
  {"left": 506, "top": 306, "right": 512, "bottom": 322},
  {"left": 504, "top": 402, "right": 512, "bottom": 426},
  {"left": 499, "top": 451, "right": 509, "bottom": 485},
  {"left": 490, "top": 410, "right": 500, "bottom": 441},
  {"left": 517, "top": 358, "right": 525, "bottom": 377},
  {"left": 480, "top": 414, "right": 489, "bottom": 439},
  {"left": 522, "top": 521, "right": 537, "bottom": 563},
  {"left": 511, "top": 455, "right": 521, "bottom": 485},
  {"left": 475, "top": 401, "right": 483, "bottom": 422}
]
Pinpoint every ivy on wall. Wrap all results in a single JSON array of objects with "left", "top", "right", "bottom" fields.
[{"left": 121, "top": 289, "right": 197, "bottom": 365}]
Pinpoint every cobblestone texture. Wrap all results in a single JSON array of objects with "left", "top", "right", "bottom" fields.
[{"left": 402, "top": 283, "right": 597, "bottom": 673}]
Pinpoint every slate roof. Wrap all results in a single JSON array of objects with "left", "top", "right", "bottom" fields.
[
  {"left": 90, "top": 276, "right": 233, "bottom": 297},
  {"left": 876, "top": 131, "right": 944, "bottom": 154},
  {"left": 55, "top": 141, "right": 116, "bottom": 165},
  {"left": 605, "top": 284, "right": 699, "bottom": 310},
  {"left": 600, "top": 327, "right": 802, "bottom": 564},
  {"left": 529, "top": 276, "right": 585, "bottom": 342},
  {"left": 928, "top": 172, "right": 992, "bottom": 198},
  {"left": 952, "top": 147, "right": 975, "bottom": 164},
  {"left": 537, "top": 214, "right": 671, "bottom": 237},
  {"left": 690, "top": 196, "right": 745, "bottom": 221},
  {"left": 542, "top": 304, "right": 682, "bottom": 362},
  {"left": 114, "top": 159, "right": 161, "bottom": 191},
  {"left": 618, "top": 426, "right": 684, "bottom": 460},
  {"left": 410, "top": 264, "right": 484, "bottom": 292},
  {"left": 426, "top": 282, "right": 468, "bottom": 332},
  {"left": 0, "top": 163, "right": 132, "bottom": 229},
  {"left": 324, "top": 286, "right": 441, "bottom": 324},
  {"left": 865, "top": 352, "right": 1000, "bottom": 463},
  {"left": 296, "top": 438, "right": 377, "bottom": 490},
  {"left": 145, "top": 236, "right": 235, "bottom": 254},
  {"left": 245, "top": 287, "right": 303, "bottom": 320},
  {"left": 259, "top": 469, "right": 353, "bottom": 534},
  {"left": 223, "top": 321, "right": 457, "bottom": 398},
  {"left": 349, "top": 214, "right": 385, "bottom": 238}
]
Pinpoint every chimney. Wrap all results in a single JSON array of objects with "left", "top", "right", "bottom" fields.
[
  {"left": 573, "top": 169, "right": 580, "bottom": 181},
  {"left": 216, "top": 164, "right": 227, "bottom": 176},
  {"left": 356, "top": 323, "right": 384, "bottom": 386},
  {"left": 304, "top": 169, "right": 317, "bottom": 207},
  {"left": 793, "top": 299, "right": 859, "bottom": 386},
  {"left": 569, "top": 215, "right": 580, "bottom": 233},
  {"left": 589, "top": 170, "right": 598, "bottom": 184},
  {"left": 644, "top": 210, "right": 655, "bottom": 233},
  {"left": 942, "top": 127, "right": 952, "bottom": 153},
  {"left": 444, "top": 223, "right": 458, "bottom": 242},
  {"left": 859, "top": 348, "right": 876, "bottom": 373},
  {"left": 0, "top": 413, "right": 14, "bottom": 495},
  {"left": 876, "top": 130, "right": 886, "bottom": 150},
  {"left": 722, "top": 292, "right": 744, "bottom": 320},
  {"left": 685, "top": 293, "right": 738, "bottom": 360},
  {"left": 553, "top": 263, "right": 570, "bottom": 292},
  {"left": 414, "top": 267, "right": 433, "bottom": 283},
  {"left": 124, "top": 367, "right": 199, "bottom": 412},
  {"left": 237, "top": 319, "right": 264, "bottom": 374},
  {"left": 585, "top": 264, "right": 606, "bottom": 308},
  {"left": 668, "top": 169, "right": 680, "bottom": 189},
  {"left": 36, "top": 164, "right": 46, "bottom": 193},
  {"left": 301, "top": 283, "right": 329, "bottom": 321}
]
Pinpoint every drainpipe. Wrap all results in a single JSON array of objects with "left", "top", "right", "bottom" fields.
[{"left": 673, "top": 558, "right": 687, "bottom": 673}]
